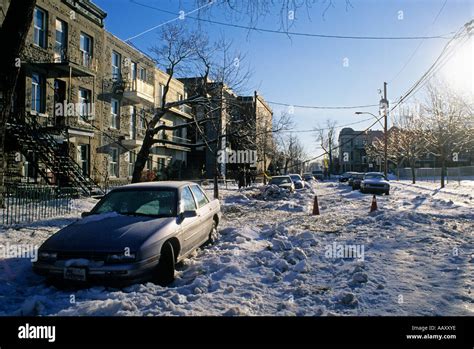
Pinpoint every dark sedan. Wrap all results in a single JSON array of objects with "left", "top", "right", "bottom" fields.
[{"left": 33, "top": 182, "right": 221, "bottom": 286}]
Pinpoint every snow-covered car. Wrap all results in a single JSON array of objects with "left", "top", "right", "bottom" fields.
[
  {"left": 360, "top": 172, "right": 390, "bottom": 195},
  {"left": 303, "top": 173, "right": 315, "bottom": 182},
  {"left": 339, "top": 172, "right": 355, "bottom": 182},
  {"left": 268, "top": 175, "right": 295, "bottom": 192},
  {"left": 351, "top": 173, "right": 365, "bottom": 190},
  {"left": 289, "top": 174, "right": 305, "bottom": 189},
  {"left": 33, "top": 182, "right": 221, "bottom": 286}
]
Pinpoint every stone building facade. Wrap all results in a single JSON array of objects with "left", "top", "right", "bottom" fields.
[{"left": 1, "top": 0, "right": 192, "bottom": 191}]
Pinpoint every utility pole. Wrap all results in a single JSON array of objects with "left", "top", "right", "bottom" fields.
[{"left": 380, "top": 82, "right": 389, "bottom": 178}]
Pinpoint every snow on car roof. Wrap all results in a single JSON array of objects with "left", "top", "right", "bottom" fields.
[{"left": 112, "top": 181, "right": 197, "bottom": 190}]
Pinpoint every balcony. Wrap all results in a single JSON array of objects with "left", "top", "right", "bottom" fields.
[
  {"left": 123, "top": 79, "right": 155, "bottom": 105},
  {"left": 170, "top": 104, "right": 193, "bottom": 119}
]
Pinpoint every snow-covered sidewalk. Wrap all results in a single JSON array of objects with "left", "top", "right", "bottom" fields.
[{"left": 0, "top": 180, "right": 472, "bottom": 316}]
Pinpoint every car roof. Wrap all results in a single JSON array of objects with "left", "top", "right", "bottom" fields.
[
  {"left": 365, "top": 172, "right": 383, "bottom": 175},
  {"left": 112, "top": 181, "right": 198, "bottom": 190},
  {"left": 288, "top": 174, "right": 302, "bottom": 176},
  {"left": 271, "top": 175, "right": 291, "bottom": 178}
]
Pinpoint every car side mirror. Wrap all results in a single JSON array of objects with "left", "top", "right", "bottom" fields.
[
  {"left": 182, "top": 210, "right": 197, "bottom": 218},
  {"left": 81, "top": 212, "right": 92, "bottom": 218}
]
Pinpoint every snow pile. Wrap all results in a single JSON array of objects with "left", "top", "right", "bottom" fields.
[
  {"left": 0, "top": 180, "right": 472, "bottom": 316},
  {"left": 259, "top": 185, "right": 290, "bottom": 201}
]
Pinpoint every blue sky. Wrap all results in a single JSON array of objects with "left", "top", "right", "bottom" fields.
[{"left": 94, "top": 0, "right": 473, "bottom": 158}]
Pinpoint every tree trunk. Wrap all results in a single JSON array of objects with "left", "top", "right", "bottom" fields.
[
  {"left": 440, "top": 158, "right": 446, "bottom": 188},
  {"left": 410, "top": 159, "right": 416, "bottom": 184},
  {"left": 0, "top": 0, "right": 37, "bottom": 207},
  {"left": 131, "top": 130, "right": 155, "bottom": 183}
]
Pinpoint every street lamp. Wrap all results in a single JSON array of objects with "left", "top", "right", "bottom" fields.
[{"left": 379, "top": 95, "right": 389, "bottom": 178}]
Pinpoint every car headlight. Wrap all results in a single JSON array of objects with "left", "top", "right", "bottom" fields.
[
  {"left": 106, "top": 253, "right": 136, "bottom": 263},
  {"left": 39, "top": 252, "right": 57, "bottom": 261}
]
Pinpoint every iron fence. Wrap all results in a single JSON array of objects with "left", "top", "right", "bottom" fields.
[{"left": 1, "top": 184, "right": 78, "bottom": 226}]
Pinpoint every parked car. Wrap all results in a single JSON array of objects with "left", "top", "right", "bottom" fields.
[
  {"left": 348, "top": 172, "right": 362, "bottom": 187},
  {"left": 33, "top": 182, "right": 221, "bottom": 286},
  {"left": 289, "top": 174, "right": 305, "bottom": 189},
  {"left": 351, "top": 173, "right": 365, "bottom": 190},
  {"left": 312, "top": 170, "right": 324, "bottom": 181},
  {"left": 339, "top": 172, "right": 356, "bottom": 182},
  {"left": 360, "top": 172, "right": 390, "bottom": 195},
  {"left": 303, "top": 173, "right": 315, "bottom": 182},
  {"left": 268, "top": 175, "right": 295, "bottom": 192}
]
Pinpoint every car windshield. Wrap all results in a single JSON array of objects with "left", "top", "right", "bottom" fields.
[
  {"left": 270, "top": 177, "right": 291, "bottom": 185},
  {"left": 290, "top": 175, "right": 302, "bottom": 181},
  {"left": 92, "top": 189, "right": 177, "bottom": 217},
  {"left": 364, "top": 174, "right": 385, "bottom": 180}
]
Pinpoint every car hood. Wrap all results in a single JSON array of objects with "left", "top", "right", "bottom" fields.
[
  {"left": 40, "top": 212, "right": 174, "bottom": 253},
  {"left": 277, "top": 183, "right": 293, "bottom": 188},
  {"left": 363, "top": 179, "right": 389, "bottom": 185}
]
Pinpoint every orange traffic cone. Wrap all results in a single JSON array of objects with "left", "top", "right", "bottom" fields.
[
  {"left": 370, "top": 194, "right": 378, "bottom": 213},
  {"left": 312, "top": 195, "right": 320, "bottom": 215}
]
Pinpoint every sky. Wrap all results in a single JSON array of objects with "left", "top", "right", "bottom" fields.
[{"left": 93, "top": 0, "right": 474, "bottom": 161}]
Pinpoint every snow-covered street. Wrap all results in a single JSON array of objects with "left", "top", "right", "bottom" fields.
[{"left": 0, "top": 180, "right": 472, "bottom": 316}]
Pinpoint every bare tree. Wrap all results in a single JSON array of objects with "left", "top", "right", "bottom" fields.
[
  {"left": 314, "top": 119, "right": 337, "bottom": 177},
  {"left": 278, "top": 133, "right": 306, "bottom": 174},
  {"left": 421, "top": 83, "right": 473, "bottom": 188},
  {"left": 0, "top": 0, "right": 37, "bottom": 206}
]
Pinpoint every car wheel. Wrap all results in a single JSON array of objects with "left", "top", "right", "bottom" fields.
[
  {"left": 152, "top": 241, "right": 175, "bottom": 286},
  {"left": 360, "top": 189, "right": 365, "bottom": 194},
  {"left": 207, "top": 220, "right": 219, "bottom": 245},
  {"left": 385, "top": 191, "right": 390, "bottom": 195}
]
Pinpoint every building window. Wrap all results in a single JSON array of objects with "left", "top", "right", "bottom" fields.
[
  {"left": 110, "top": 98, "right": 120, "bottom": 129},
  {"left": 33, "top": 7, "right": 47, "bottom": 48},
  {"left": 140, "top": 109, "right": 146, "bottom": 129},
  {"left": 78, "top": 88, "right": 92, "bottom": 121},
  {"left": 128, "top": 151, "right": 136, "bottom": 177},
  {"left": 54, "top": 19, "right": 67, "bottom": 62},
  {"left": 109, "top": 148, "right": 119, "bottom": 178},
  {"left": 177, "top": 93, "right": 183, "bottom": 101},
  {"left": 31, "top": 73, "right": 45, "bottom": 113},
  {"left": 130, "top": 61, "right": 137, "bottom": 81},
  {"left": 139, "top": 67, "right": 147, "bottom": 81},
  {"left": 80, "top": 33, "right": 93, "bottom": 67},
  {"left": 112, "top": 51, "right": 121, "bottom": 80},
  {"left": 78, "top": 144, "right": 89, "bottom": 176}
]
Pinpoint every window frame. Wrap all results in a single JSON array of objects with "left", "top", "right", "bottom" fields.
[
  {"left": 80, "top": 32, "right": 93, "bottom": 67},
  {"left": 110, "top": 98, "right": 120, "bottom": 129},
  {"left": 112, "top": 51, "right": 122, "bottom": 80},
  {"left": 33, "top": 7, "right": 47, "bottom": 48},
  {"left": 78, "top": 88, "right": 92, "bottom": 122},
  {"left": 31, "top": 73, "right": 45, "bottom": 113},
  {"left": 109, "top": 147, "right": 119, "bottom": 178}
]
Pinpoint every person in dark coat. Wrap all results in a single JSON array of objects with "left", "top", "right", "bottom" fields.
[
  {"left": 246, "top": 169, "right": 252, "bottom": 187},
  {"left": 238, "top": 168, "right": 245, "bottom": 189}
]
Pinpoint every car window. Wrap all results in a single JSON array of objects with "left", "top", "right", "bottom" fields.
[
  {"left": 181, "top": 186, "right": 197, "bottom": 212},
  {"left": 94, "top": 189, "right": 177, "bottom": 217},
  {"left": 270, "top": 177, "right": 290, "bottom": 185},
  {"left": 190, "top": 185, "right": 210, "bottom": 208}
]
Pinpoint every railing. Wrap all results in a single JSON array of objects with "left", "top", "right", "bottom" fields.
[
  {"left": 126, "top": 79, "right": 154, "bottom": 101},
  {"left": 1, "top": 184, "right": 78, "bottom": 226}
]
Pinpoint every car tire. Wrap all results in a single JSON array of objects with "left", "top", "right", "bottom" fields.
[
  {"left": 207, "top": 220, "right": 219, "bottom": 245},
  {"left": 385, "top": 191, "right": 390, "bottom": 195},
  {"left": 360, "top": 189, "right": 365, "bottom": 194},
  {"left": 152, "top": 241, "right": 175, "bottom": 286}
]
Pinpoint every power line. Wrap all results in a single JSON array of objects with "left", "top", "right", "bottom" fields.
[
  {"left": 128, "top": 0, "right": 455, "bottom": 41},
  {"left": 281, "top": 117, "right": 374, "bottom": 133},
  {"left": 389, "top": 0, "right": 449, "bottom": 84},
  {"left": 125, "top": 0, "right": 216, "bottom": 41},
  {"left": 390, "top": 23, "right": 469, "bottom": 112},
  {"left": 267, "top": 101, "right": 379, "bottom": 110}
]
